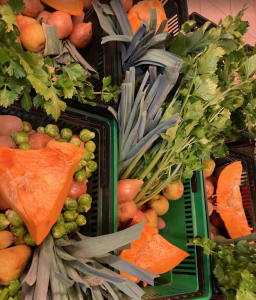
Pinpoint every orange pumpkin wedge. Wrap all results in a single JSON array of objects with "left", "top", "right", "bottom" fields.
[
  {"left": 119, "top": 223, "right": 189, "bottom": 281},
  {"left": 0, "top": 140, "right": 84, "bottom": 245},
  {"left": 216, "top": 161, "right": 251, "bottom": 239}
]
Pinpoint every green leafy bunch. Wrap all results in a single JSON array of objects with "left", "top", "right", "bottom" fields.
[
  {"left": 0, "top": 280, "right": 21, "bottom": 300},
  {"left": 0, "top": 0, "right": 120, "bottom": 120}
]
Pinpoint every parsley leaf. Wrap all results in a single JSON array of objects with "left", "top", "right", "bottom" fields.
[
  {"left": 7, "top": 60, "right": 26, "bottom": 78},
  {"left": 0, "top": 85, "right": 18, "bottom": 107},
  {"left": 0, "top": 5, "right": 16, "bottom": 31},
  {"left": 7, "top": 0, "right": 25, "bottom": 15},
  {"left": 9, "top": 280, "right": 21, "bottom": 296}
]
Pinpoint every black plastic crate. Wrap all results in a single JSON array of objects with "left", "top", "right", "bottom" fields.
[{"left": 0, "top": 104, "right": 118, "bottom": 237}]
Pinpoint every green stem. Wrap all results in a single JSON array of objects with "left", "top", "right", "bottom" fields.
[
  {"left": 180, "top": 68, "right": 197, "bottom": 115},
  {"left": 131, "top": 162, "right": 145, "bottom": 179},
  {"left": 209, "top": 107, "right": 224, "bottom": 123},
  {"left": 0, "top": 288, "right": 9, "bottom": 300},
  {"left": 138, "top": 141, "right": 167, "bottom": 180}
]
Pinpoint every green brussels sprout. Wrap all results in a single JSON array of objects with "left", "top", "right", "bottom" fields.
[
  {"left": 22, "top": 121, "right": 32, "bottom": 133},
  {"left": 79, "top": 129, "right": 95, "bottom": 142},
  {"left": 51, "top": 223, "right": 66, "bottom": 239},
  {"left": 74, "top": 212, "right": 79, "bottom": 219},
  {"left": 56, "top": 213, "right": 65, "bottom": 226},
  {"left": 24, "top": 233, "right": 36, "bottom": 246},
  {"left": 36, "top": 127, "right": 45, "bottom": 134},
  {"left": 61, "top": 128, "right": 72, "bottom": 141},
  {"left": 10, "top": 225, "right": 27, "bottom": 237},
  {"left": 63, "top": 210, "right": 76, "bottom": 222},
  {"left": 45, "top": 124, "right": 59, "bottom": 138},
  {"left": 64, "top": 221, "right": 77, "bottom": 234},
  {"left": 6, "top": 209, "right": 24, "bottom": 227},
  {"left": 81, "top": 151, "right": 92, "bottom": 162},
  {"left": 70, "top": 137, "right": 81, "bottom": 148},
  {"left": 12, "top": 131, "right": 29, "bottom": 145},
  {"left": 85, "top": 141, "right": 96, "bottom": 153},
  {"left": 78, "top": 194, "right": 92, "bottom": 212},
  {"left": 64, "top": 197, "right": 78, "bottom": 211},
  {"left": 76, "top": 215, "right": 86, "bottom": 227},
  {"left": 56, "top": 138, "right": 68, "bottom": 143},
  {"left": 90, "top": 153, "right": 95, "bottom": 160},
  {"left": 77, "top": 205, "right": 84, "bottom": 213},
  {"left": 76, "top": 160, "right": 87, "bottom": 173},
  {"left": 85, "top": 171, "right": 92, "bottom": 179},
  {"left": 74, "top": 169, "right": 87, "bottom": 183},
  {"left": 86, "top": 161, "right": 98, "bottom": 173},
  {"left": 19, "top": 143, "right": 32, "bottom": 150},
  {"left": 0, "top": 213, "right": 10, "bottom": 231}
]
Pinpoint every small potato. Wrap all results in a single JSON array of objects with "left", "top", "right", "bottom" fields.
[
  {"left": 162, "top": 180, "right": 184, "bottom": 200},
  {"left": 84, "top": 0, "right": 93, "bottom": 10},
  {"left": 157, "top": 217, "right": 166, "bottom": 230},
  {"left": 207, "top": 176, "right": 217, "bottom": 190},
  {"left": 205, "top": 179, "right": 214, "bottom": 198},
  {"left": 0, "top": 136, "right": 16, "bottom": 148},
  {"left": 207, "top": 201, "right": 213, "bottom": 216},
  {"left": 148, "top": 194, "right": 169, "bottom": 216},
  {"left": 0, "top": 116, "right": 23, "bottom": 136},
  {"left": 0, "top": 231, "right": 14, "bottom": 250},
  {"left": 28, "top": 133, "right": 52, "bottom": 149}
]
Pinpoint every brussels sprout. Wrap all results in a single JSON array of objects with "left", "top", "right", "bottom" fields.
[
  {"left": 79, "top": 129, "right": 95, "bottom": 142},
  {"left": 85, "top": 171, "right": 92, "bottom": 179},
  {"left": 77, "top": 205, "right": 84, "bottom": 213},
  {"left": 70, "top": 137, "right": 81, "bottom": 148},
  {"left": 45, "top": 124, "right": 59, "bottom": 138},
  {"left": 22, "top": 121, "right": 32, "bottom": 133},
  {"left": 10, "top": 225, "right": 27, "bottom": 237},
  {"left": 51, "top": 224, "right": 66, "bottom": 239},
  {"left": 12, "top": 131, "right": 29, "bottom": 145},
  {"left": 81, "top": 151, "right": 92, "bottom": 162},
  {"left": 0, "top": 213, "right": 10, "bottom": 231},
  {"left": 74, "top": 212, "right": 79, "bottom": 219},
  {"left": 6, "top": 209, "right": 24, "bottom": 227},
  {"left": 64, "top": 197, "right": 78, "bottom": 211},
  {"left": 90, "top": 153, "right": 95, "bottom": 160},
  {"left": 85, "top": 141, "right": 96, "bottom": 153},
  {"left": 61, "top": 128, "right": 72, "bottom": 141},
  {"left": 24, "top": 233, "right": 36, "bottom": 246},
  {"left": 86, "top": 161, "right": 98, "bottom": 173},
  {"left": 78, "top": 194, "right": 92, "bottom": 212},
  {"left": 63, "top": 210, "right": 76, "bottom": 222},
  {"left": 36, "top": 127, "right": 45, "bottom": 134},
  {"left": 56, "top": 138, "right": 68, "bottom": 143},
  {"left": 74, "top": 169, "right": 87, "bottom": 183},
  {"left": 76, "top": 160, "right": 87, "bottom": 173},
  {"left": 19, "top": 143, "right": 32, "bottom": 150},
  {"left": 56, "top": 213, "right": 65, "bottom": 226},
  {"left": 64, "top": 222, "right": 77, "bottom": 234},
  {"left": 76, "top": 215, "right": 87, "bottom": 227}
]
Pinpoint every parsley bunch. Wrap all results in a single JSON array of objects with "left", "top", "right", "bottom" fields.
[{"left": 0, "top": 0, "right": 120, "bottom": 120}]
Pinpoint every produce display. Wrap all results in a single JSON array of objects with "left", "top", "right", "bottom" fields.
[{"left": 1, "top": 0, "right": 256, "bottom": 299}]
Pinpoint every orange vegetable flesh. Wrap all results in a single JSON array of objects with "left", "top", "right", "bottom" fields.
[
  {"left": 127, "top": 0, "right": 168, "bottom": 35},
  {"left": 119, "top": 223, "right": 189, "bottom": 281},
  {"left": 0, "top": 140, "right": 84, "bottom": 245},
  {"left": 216, "top": 161, "right": 251, "bottom": 239}
]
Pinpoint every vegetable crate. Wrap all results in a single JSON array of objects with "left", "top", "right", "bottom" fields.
[
  {"left": 123, "top": 172, "right": 212, "bottom": 300},
  {"left": 207, "top": 149, "right": 256, "bottom": 299},
  {"left": 0, "top": 104, "right": 118, "bottom": 237}
]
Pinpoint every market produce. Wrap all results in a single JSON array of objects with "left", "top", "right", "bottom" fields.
[
  {"left": 157, "top": 217, "right": 165, "bottom": 230},
  {"left": 203, "top": 159, "right": 216, "bottom": 177},
  {"left": 28, "top": 133, "right": 52, "bottom": 149},
  {"left": 124, "top": 210, "right": 147, "bottom": 228},
  {"left": 10, "top": 224, "right": 27, "bottom": 237},
  {"left": 76, "top": 214, "right": 86, "bottom": 226},
  {"left": 0, "top": 197, "right": 10, "bottom": 211},
  {"left": 51, "top": 223, "right": 66, "bottom": 239},
  {"left": 144, "top": 208, "right": 158, "bottom": 228},
  {"left": 68, "top": 179, "right": 88, "bottom": 199},
  {"left": 0, "top": 245, "right": 32, "bottom": 285},
  {"left": 216, "top": 161, "right": 251, "bottom": 239},
  {"left": 72, "top": 11, "right": 84, "bottom": 25},
  {"left": 36, "top": 127, "right": 45, "bottom": 134},
  {"left": 205, "top": 179, "right": 214, "bottom": 198},
  {"left": 16, "top": 14, "right": 37, "bottom": 27},
  {"left": 23, "top": 233, "right": 36, "bottom": 246},
  {"left": 79, "top": 128, "right": 95, "bottom": 142},
  {"left": 0, "top": 231, "right": 14, "bottom": 250},
  {"left": 117, "top": 179, "right": 144, "bottom": 204},
  {"left": 0, "top": 116, "right": 23, "bottom": 137},
  {"left": 6, "top": 210, "right": 24, "bottom": 227},
  {"left": 118, "top": 201, "right": 137, "bottom": 224},
  {"left": 64, "top": 197, "right": 78, "bottom": 211},
  {"left": 47, "top": 11, "right": 73, "bottom": 39},
  {"left": 44, "top": 124, "right": 59, "bottom": 138},
  {"left": 0, "top": 140, "right": 84, "bottom": 244},
  {"left": 69, "top": 22, "right": 92, "bottom": 49},
  {"left": 22, "top": 121, "right": 32, "bottom": 133},
  {"left": 77, "top": 193, "right": 92, "bottom": 212},
  {"left": 12, "top": 131, "right": 28, "bottom": 145},
  {"left": 162, "top": 180, "right": 184, "bottom": 201},
  {"left": 70, "top": 135, "right": 82, "bottom": 148},
  {"left": 36, "top": 10, "right": 51, "bottom": 22},
  {"left": 20, "top": 0, "right": 41, "bottom": 17},
  {"left": 0, "top": 214, "right": 10, "bottom": 230},
  {"left": 60, "top": 128, "right": 72, "bottom": 140},
  {"left": 84, "top": 0, "right": 93, "bottom": 10},
  {"left": 208, "top": 202, "right": 213, "bottom": 217},
  {"left": 19, "top": 143, "right": 32, "bottom": 149},
  {"left": 148, "top": 194, "right": 169, "bottom": 216},
  {"left": 74, "top": 168, "right": 89, "bottom": 182},
  {"left": 207, "top": 176, "right": 217, "bottom": 190},
  {"left": 120, "top": 0, "right": 133, "bottom": 12},
  {"left": 0, "top": 136, "right": 16, "bottom": 148},
  {"left": 13, "top": 234, "right": 25, "bottom": 246},
  {"left": 127, "top": 0, "right": 168, "bottom": 34},
  {"left": 211, "top": 211, "right": 225, "bottom": 228}
]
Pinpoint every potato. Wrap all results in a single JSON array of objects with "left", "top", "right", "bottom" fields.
[
  {"left": 0, "top": 245, "right": 32, "bottom": 285},
  {"left": 157, "top": 217, "right": 166, "bottom": 230},
  {"left": 208, "top": 201, "right": 213, "bottom": 216},
  {"left": 0, "top": 136, "right": 16, "bottom": 148},
  {"left": 148, "top": 194, "right": 169, "bottom": 216},
  {"left": 0, "top": 231, "right": 14, "bottom": 250},
  {"left": 0, "top": 116, "right": 23, "bottom": 136},
  {"left": 28, "top": 133, "right": 52, "bottom": 149},
  {"left": 117, "top": 201, "right": 137, "bottom": 223},
  {"left": 162, "top": 180, "right": 184, "bottom": 200},
  {"left": 84, "top": 0, "right": 93, "bottom": 10},
  {"left": 205, "top": 179, "right": 214, "bottom": 198}
]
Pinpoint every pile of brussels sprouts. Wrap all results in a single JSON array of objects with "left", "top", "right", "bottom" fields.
[{"left": 51, "top": 194, "right": 92, "bottom": 239}]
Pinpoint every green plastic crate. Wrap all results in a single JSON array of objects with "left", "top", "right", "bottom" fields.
[{"left": 121, "top": 172, "right": 212, "bottom": 300}]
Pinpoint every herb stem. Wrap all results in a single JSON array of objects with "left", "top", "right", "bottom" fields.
[
  {"left": 0, "top": 288, "right": 9, "bottom": 300},
  {"left": 180, "top": 67, "right": 197, "bottom": 115}
]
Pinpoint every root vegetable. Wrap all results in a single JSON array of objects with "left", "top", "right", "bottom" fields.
[
  {"left": 0, "top": 231, "right": 14, "bottom": 250},
  {"left": 210, "top": 223, "right": 220, "bottom": 237},
  {"left": 69, "top": 22, "right": 92, "bottom": 49},
  {"left": 203, "top": 158, "right": 216, "bottom": 177},
  {"left": 20, "top": 0, "right": 41, "bottom": 18},
  {"left": 207, "top": 176, "right": 217, "bottom": 190},
  {"left": 162, "top": 180, "right": 184, "bottom": 200},
  {"left": 47, "top": 11, "right": 73, "bottom": 39},
  {"left": 207, "top": 201, "right": 213, "bottom": 216},
  {"left": 28, "top": 133, "right": 52, "bottom": 149},
  {"left": 72, "top": 12, "right": 85, "bottom": 25},
  {"left": 205, "top": 179, "right": 214, "bottom": 198},
  {"left": 36, "top": 10, "right": 51, "bottom": 23},
  {"left": 0, "top": 116, "right": 23, "bottom": 136},
  {"left": 144, "top": 208, "right": 158, "bottom": 228},
  {"left": 210, "top": 211, "right": 225, "bottom": 228},
  {"left": 68, "top": 179, "right": 88, "bottom": 199},
  {"left": 148, "top": 194, "right": 169, "bottom": 216},
  {"left": 27, "top": 130, "right": 36, "bottom": 137},
  {"left": 117, "top": 179, "right": 144, "bottom": 204},
  {"left": 157, "top": 217, "right": 166, "bottom": 230},
  {"left": 120, "top": 0, "right": 133, "bottom": 12},
  {"left": 124, "top": 210, "right": 147, "bottom": 228},
  {"left": 84, "top": 0, "right": 93, "bottom": 10},
  {"left": 0, "top": 136, "right": 16, "bottom": 148},
  {"left": 118, "top": 201, "right": 137, "bottom": 223},
  {"left": 0, "top": 245, "right": 32, "bottom": 285}
]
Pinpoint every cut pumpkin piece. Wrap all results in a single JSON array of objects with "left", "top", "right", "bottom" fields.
[
  {"left": 216, "top": 161, "right": 251, "bottom": 239},
  {"left": 127, "top": 0, "right": 168, "bottom": 35},
  {"left": 119, "top": 223, "right": 189, "bottom": 282},
  {"left": 0, "top": 140, "right": 84, "bottom": 245}
]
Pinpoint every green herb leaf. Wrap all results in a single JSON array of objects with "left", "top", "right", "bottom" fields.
[
  {"left": 102, "top": 76, "right": 111, "bottom": 90},
  {"left": 0, "top": 85, "right": 18, "bottom": 107},
  {"left": 7, "top": 60, "right": 26, "bottom": 78},
  {"left": 7, "top": 0, "right": 26, "bottom": 15},
  {"left": 9, "top": 280, "right": 21, "bottom": 297},
  {"left": 0, "top": 4, "right": 16, "bottom": 31}
]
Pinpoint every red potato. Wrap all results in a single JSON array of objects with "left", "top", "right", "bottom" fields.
[
  {"left": 47, "top": 11, "right": 73, "bottom": 39},
  {"left": 0, "top": 136, "right": 16, "bottom": 148},
  {"left": 207, "top": 201, "right": 213, "bottom": 216},
  {"left": 68, "top": 22, "right": 92, "bottom": 49},
  {"left": 210, "top": 211, "right": 225, "bottom": 228},
  {"left": 205, "top": 179, "right": 214, "bottom": 198},
  {"left": 117, "top": 179, "right": 144, "bottom": 204},
  {"left": 0, "top": 196, "right": 10, "bottom": 211},
  {"left": 83, "top": 0, "right": 93, "bottom": 10},
  {"left": 118, "top": 201, "right": 137, "bottom": 223},
  {"left": 0, "top": 116, "right": 23, "bottom": 136},
  {"left": 68, "top": 179, "right": 88, "bottom": 199},
  {"left": 120, "top": 0, "right": 133, "bottom": 12},
  {"left": 27, "top": 130, "right": 36, "bottom": 137},
  {"left": 28, "top": 133, "right": 52, "bottom": 149},
  {"left": 157, "top": 217, "right": 166, "bottom": 230},
  {"left": 72, "top": 12, "right": 85, "bottom": 25},
  {"left": 36, "top": 10, "right": 51, "bottom": 23}
]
